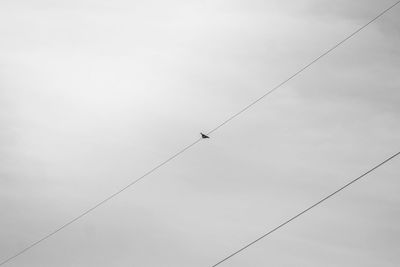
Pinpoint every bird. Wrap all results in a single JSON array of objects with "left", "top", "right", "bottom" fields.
[{"left": 201, "top": 133, "right": 210, "bottom": 139}]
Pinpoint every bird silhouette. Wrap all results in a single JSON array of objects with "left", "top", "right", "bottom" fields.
[{"left": 201, "top": 133, "right": 210, "bottom": 139}]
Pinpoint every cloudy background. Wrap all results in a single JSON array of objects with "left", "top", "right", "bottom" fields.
[{"left": 1, "top": 0, "right": 400, "bottom": 266}]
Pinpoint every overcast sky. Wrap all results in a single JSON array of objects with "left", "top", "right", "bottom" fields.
[{"left": 1, "top": 0, "right": 400, "bottom": 266}]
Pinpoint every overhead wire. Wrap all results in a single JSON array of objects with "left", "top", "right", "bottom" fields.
[
  {"left": 1, "top": 1, "right": 399, "bottom": 265},
  {"left": 207, "top": 0, "right": 400, "bottom": 136},
  {"left": 0, "top": 139, "right": 202, "bottom": 266},
  {"left": 211, "top": 151, "right": 400, "bottom": 266}
]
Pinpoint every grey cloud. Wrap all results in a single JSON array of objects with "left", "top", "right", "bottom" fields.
[{"left": 1, "top": 1, "right": 399, "bottom": 266}]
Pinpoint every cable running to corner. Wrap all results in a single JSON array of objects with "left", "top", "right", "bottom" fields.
[
  {"left": 2, "top": 1, "right": 399, "bottom": 266},
  {"left": 211, "top": 151, "right": 400, "bottom": 266}
]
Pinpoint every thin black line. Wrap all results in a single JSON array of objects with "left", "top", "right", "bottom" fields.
[
  {"left": 207, "top": 0, "right": 400, "bottom": 135},
  {"left": 211, "top": 151, "right": 400, "bottom": 266},
  {"left": 0, "top": 138, "right": 202, "bottom": 266},
  {"left": 2, "top": 1, "right": 399, "bottom": 266}
]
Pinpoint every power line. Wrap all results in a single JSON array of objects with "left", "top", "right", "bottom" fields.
[
  {"left": 212, "top": 151, "right": 400, "bottom": 266},
  {"left": 0, "top": 139, "right": 202, "bottom": 266},
  {"left": 2, "top": 1, "right": 399, "bottom": 266},
  {"left": 207, "top": 0, "right": 400, "bottom": 135}
]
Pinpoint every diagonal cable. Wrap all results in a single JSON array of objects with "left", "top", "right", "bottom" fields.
[
  {"left": 1, "top": 1, "right": 399, "bottom": 265},
  {"left": 0, "top": 139, "right": 202, "bottom": 266},
  {"left": 207, "top": 0, "right": 400, "bottom": 135},
  {"left": 211, "top": 151, "right": 400, "bottom": 266}
]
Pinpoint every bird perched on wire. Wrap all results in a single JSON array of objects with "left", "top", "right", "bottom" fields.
[{"left": 201, "top": 133, "right": 210, "bottom": 139}]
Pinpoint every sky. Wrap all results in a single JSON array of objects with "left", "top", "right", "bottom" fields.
[{"left": 1, "top": 0, "right": 400, "bottom": 266}]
